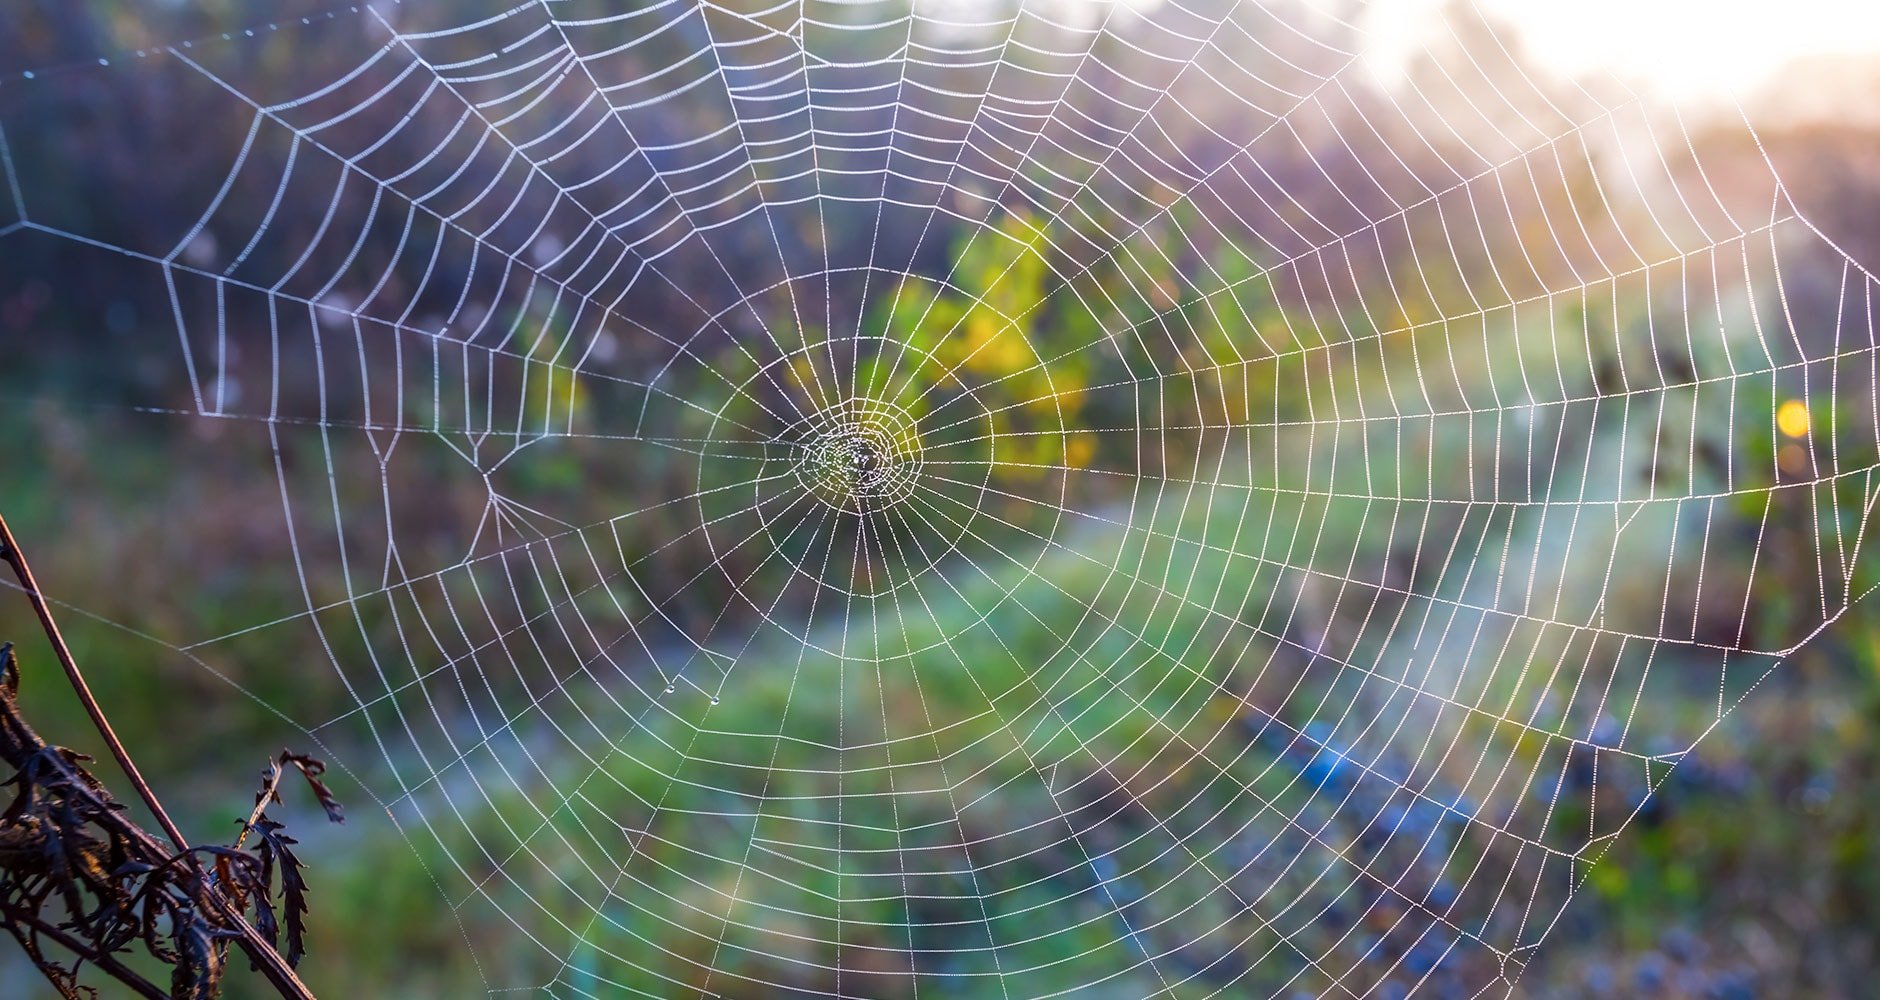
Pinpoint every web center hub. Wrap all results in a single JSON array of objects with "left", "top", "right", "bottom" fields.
[{"left": 794, "top": 399, "right": 923, "bottom": 513}]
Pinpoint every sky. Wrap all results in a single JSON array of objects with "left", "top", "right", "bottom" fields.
[{"left": 1359, "top": 0, "right": 1880, "bottom": 110}]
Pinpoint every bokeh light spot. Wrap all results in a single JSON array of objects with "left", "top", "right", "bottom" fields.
[{"left": 1777, "top": 399, "right": 1811, "bottom": 438}]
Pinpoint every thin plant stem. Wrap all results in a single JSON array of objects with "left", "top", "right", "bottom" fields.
[
  {"left": 0, "top": 510, "right": 319, "bottom": 1000},
  {"left": 0, "top": 513, "right": 193, "bottom": 857}
]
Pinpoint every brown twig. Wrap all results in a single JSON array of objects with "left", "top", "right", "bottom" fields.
[
  {"left": 0, "top": 511, "right": 318, "bottom": 1000},
  {"left": 234, "top": 766, "right": 291, "bottom": 855},
  {"left": 9, "top": 907, "right": 172, "bottom": 1000},
  {"left": 0, "top": 514, "right": 192, "bottom": 863}
]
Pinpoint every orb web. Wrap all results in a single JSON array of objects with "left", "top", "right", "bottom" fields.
[{"left": 4, "top": 1, "right": 1879, "bottom": 998}]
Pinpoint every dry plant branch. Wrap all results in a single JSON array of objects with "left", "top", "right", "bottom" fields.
[{"left": 0, "top": 511, "right": 338, "bottom": 999}]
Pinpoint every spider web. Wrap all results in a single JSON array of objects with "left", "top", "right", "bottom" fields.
[{"left": 3, "top": 0, "right": 1879, "bottom": 997}]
